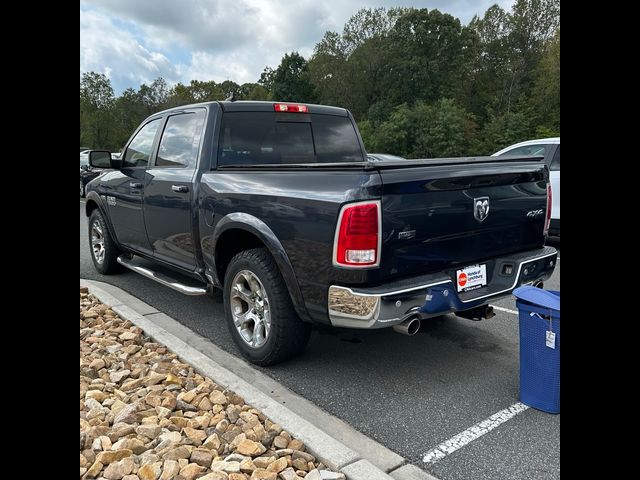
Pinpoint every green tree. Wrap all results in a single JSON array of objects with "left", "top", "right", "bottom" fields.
[
  {"left": 369, "top": 104, "right": 416, "bottom": 156},
  {"left": 137, "top": 77, "right": 169, "bottom": 115},
  {"left": 308, "top": 31, "right": 348, "bottom": 108},
  {"left": 272, "top": 52, "right": 317, "bottom": 102},
  {"left": 360, "top": 100, "right": 478, "bottom": 157},
  {"left": 469, "top": 0, "right": 559, "bottom": 120},
  {"left": 258, "top": 67, "right": 275, "bottom": 92},
  {"left": 308, "top": 8, "right": 406, "bottom": 117},
  {"left": 412, "top": 99, "right": 479, "bottom": 157},
  {"left": 475, "top": 110, "right": 533, "bottom": 154},
  {"left": 384, "top": 9, "right": 478, "bottom": 107},
  {"left": 113, "top": 88, "right": 146, "bottom": 149},
  {"left": 176, "top": 80, "right": 224, "bottom": 102},
  {"left": 80, "top": 72, "right": 118, "bottom": 149},
  {"left": 527, "top": 28, "right": 559, "bottom": 134},
  {"left": 220, "top": 80, "right": 241, "bottom": 99},
  {"left": 468, "top": 5, "right": 511, "bottom": 121},
  {"left": 239, "top": 83, "right": 271, "bottom": 100}
]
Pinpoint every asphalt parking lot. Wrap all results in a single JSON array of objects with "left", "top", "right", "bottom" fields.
[{"left": 80, "top": 199, "right": 560, "bottom": 480}]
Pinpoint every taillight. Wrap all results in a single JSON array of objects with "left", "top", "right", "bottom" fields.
[
  {"left": 333, "top": 201, "right": 381, "bottom": 267},
  {"left": 544, "top": 183, "right": 552, "bottom": 236},
  {"left": 274, "top": 103, "right": 308, "bottom": 113}
]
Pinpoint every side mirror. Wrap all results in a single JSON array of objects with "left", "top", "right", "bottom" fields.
[{"left": 89, "top": 150, "right": 112, "bottom": 168}]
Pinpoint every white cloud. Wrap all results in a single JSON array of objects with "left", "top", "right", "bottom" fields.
[
  {"left": 80, "top": 8, "right": 179, "bottom": 91},
  {"left": 177, "top": 51, "right": 255, "bottom": 84},
  {"left": 80, "top": 0, "right": 516, "bottom": 93}
]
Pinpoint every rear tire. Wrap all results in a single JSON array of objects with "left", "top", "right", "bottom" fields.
[
  {"left": 88, "top": 209, "right": 123, "bottom": 274},
  {"left": 223, "top": 248, "right": 311, "bottom": 366}
]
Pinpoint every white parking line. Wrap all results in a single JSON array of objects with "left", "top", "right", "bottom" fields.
[
  {"left": 492, "top": 305, "right": 519, "bottom": 315},
  {"left": 423, "top": 402, "right": 530, "bottom": 464}
]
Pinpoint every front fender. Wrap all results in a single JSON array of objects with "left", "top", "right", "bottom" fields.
[{"left": 213, "top": 212, "right": 310, "bottom": 322}]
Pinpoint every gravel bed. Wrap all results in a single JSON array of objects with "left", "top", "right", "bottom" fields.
[{"left": 80, "top": 287, "right": 344, "bottom": 480}]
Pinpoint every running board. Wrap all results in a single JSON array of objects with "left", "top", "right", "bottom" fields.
[{"left": 117, "top": 255, "right": 208, "bottom": 296}]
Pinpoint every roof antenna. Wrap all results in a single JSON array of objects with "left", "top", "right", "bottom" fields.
[{"left": 225, "top": 91, "right": 236, "bottom": 102}]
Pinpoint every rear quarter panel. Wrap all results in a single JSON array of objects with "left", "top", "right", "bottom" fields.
[{"left": 198, "top": 170, "right": 382, "bottom": 323}]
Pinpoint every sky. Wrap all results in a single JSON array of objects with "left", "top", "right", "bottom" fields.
[{"left": 80, "top": 0, "right": 515, "bottom": 95}]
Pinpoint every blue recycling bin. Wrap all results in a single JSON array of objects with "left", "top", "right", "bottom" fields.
[{"left": 512, "top": 287, "right": 560, "bottom": 413}]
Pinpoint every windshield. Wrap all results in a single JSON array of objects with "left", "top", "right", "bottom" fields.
[{"left": 80, "top": 155, "right": 89, "bottom": 166}]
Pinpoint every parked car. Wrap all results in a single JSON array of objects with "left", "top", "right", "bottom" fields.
[
  {"left": 492, "top": 138, "right": 559, "bottom": 236},
  {"left": 80, "top": 150, "right": 109, "bottom": 197},
  {"left": 80, "top": 146, "right": 90, "bottom": 153},
  {"left": 84, "top": 101, "right": 557, "bottom": 365}
]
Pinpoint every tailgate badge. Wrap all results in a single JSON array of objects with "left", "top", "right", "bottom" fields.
[
  {"left": 398, "top": 229, "right": 416, "bottom": 240},
  {"left": 473, "top": 197, "right": 490, "bottom": 223}
]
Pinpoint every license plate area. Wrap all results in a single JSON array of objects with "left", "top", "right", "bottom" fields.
[{"left": 456, "top": 264, "right": 487, "bottom": 292}]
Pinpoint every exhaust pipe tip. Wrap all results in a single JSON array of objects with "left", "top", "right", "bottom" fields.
[
  {"left": 393, "top": 316, "right": 421, "bottom": 336},
  {"left": 534, "top": 281, "right": 544, "bottom": 289}
]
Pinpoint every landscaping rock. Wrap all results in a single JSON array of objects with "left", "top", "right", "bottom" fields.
[
  {"left": 138, "top": 462, "right": 162, "bottom": 480},
  {"left": 250, "top": 470, "right": 277, "bottom": 480},
  {"left": 179, "top": 463, "right": 206, "bottom": 480},
  {"left": 103, "top": 457, "right": 135, "bottom": 480},
  {"left": 190, "top": 448, "right": 214, "bottom": 467},
  {"left": 96, "top": 449, "right": 133, "bottom": 465},
  {"left": 79, "top": 291, "right": 340, "bottom": 480},
  {"left": 236, "top": 439, "right": 267, "bottom": 457}
]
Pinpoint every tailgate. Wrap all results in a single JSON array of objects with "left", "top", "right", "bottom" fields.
[{"left": 378, "top": 161, "right": 548, "bottom": 279}]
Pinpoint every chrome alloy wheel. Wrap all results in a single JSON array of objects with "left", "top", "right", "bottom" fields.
[
  {"left": 90, "top": 221, "right": 105, "bottom": 264},
  {"left": 230, "top": 270, "right": 271, "bottom": 348}
]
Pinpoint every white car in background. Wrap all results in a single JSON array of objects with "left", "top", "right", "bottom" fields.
[{"left": 492, "top": 137, "right": 560, "bottom": 236}]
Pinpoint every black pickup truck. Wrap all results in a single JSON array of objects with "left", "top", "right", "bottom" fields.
[{"left": 85, "top": 100, "right": 557, "bottom": 365}]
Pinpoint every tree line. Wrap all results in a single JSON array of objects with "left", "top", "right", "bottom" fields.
[{"left": 80, "top": 0, "right": 559, "bottom": 157}]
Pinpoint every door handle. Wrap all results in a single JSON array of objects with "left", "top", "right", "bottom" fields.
[
  {"left": 130, "top": 182, "right": 143, "bottom": 189},
  {"left": 171, "top": 185, "right": 189, "bottom": 193}
]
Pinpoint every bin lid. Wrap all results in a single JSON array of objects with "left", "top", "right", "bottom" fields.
[{"left": 512, "top": 286, "right": 560, "bottom": 311}]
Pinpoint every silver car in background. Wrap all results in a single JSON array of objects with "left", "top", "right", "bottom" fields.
[{"left": 492, "top": 138, "right": 560, "bottom": 236}]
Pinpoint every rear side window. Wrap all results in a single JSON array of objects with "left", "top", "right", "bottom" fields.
[
  {"left": 124, "top": 118, "right": 162, "bottom": 168},
  {"left": 218, "top": 112, "right": 363, "bottom": 166},
  {"left": 156, "top": 110, "right": 206, "bottom": 168},
  {"left": 312, "top": 114, "right": 364, "bottom": 163},
  {"left": 550, "top": 145, "right": 560, "bottom": 171}
]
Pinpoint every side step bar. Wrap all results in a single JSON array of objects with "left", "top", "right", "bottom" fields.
[{"left": 117, "top": 255, "right": 208, "bottom": 296}]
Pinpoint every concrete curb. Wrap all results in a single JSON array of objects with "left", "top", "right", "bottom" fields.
[{"left": 81, "top": 279, "right": 439, "bottom": 480}]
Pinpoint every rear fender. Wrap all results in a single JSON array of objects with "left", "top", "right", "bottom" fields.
[{"left": 213, "top": 212, "right": 310, "bottom": 322}]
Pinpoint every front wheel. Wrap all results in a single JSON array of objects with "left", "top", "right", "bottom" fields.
[
  {"left": 223, "top": 248, "right": 310, "bottom": 366},
  {"left": 88, "top": 209, "right": 123, "bottom": 274}
]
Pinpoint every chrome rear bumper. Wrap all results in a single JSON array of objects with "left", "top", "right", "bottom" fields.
[{"left": 328, "top": 246, "right": 557, "bottom": 329}]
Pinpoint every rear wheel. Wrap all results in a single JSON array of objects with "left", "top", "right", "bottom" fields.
[
  {"left": 88, "top": 209, "right": 123, "bottom": 274},
  {"left": 223, "top": 248, "right": 310, "bottom": 366}
]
